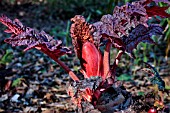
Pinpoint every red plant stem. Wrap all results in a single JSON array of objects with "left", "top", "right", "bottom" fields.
[
  {"left": 37, "top": 48, "right": 80, "bottom": 81},
  {"left": 110, "top": 50, "right": 124, "bottom": 79},
  {"left": 55, "top": 59, "right": 80, "bottom": 81},
  {"left": 103, "top": 40, "right": 112, "bottom": 80}
]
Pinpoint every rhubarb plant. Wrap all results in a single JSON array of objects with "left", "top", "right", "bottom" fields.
[{"left": 0, "top": 0, "right": 169, "bottom": 112}]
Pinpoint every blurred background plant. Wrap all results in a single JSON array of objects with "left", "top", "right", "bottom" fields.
[{"left": 0, "top": 0, "right": 136, "bottom": 19}]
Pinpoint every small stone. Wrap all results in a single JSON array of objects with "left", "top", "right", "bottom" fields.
[
  {"left": 11, "top": 94, "right": 20, "bottom": 102},
  {"left": 0, "top": 94, "right": 8, "bottom": 102},
  {"left": 25, "top": 88, "right": 34, "bottom": 99}
]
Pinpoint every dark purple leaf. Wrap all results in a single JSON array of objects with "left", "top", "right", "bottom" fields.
[
  {"left": 94, "top": 0, "right": 167, "bottom": 57},
  {"left": 93, "top": 15, "right": 125, "bottom": 51},
  {"left": 93, "top": 14, "right": 119, "bottom": 38},
  {"left": 122, "top": 24, "right": 163, "bottom": 58},
  {"left": 0, "top": 15, "right": 71, "bottom": 58},
  {"left": 93, "top": 1, "right": 149, "bottom": 51},
  {"left": 112, "top": 1, "right": 148, "bottom": 37}
]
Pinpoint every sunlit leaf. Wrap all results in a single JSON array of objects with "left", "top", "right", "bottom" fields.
[
  {"left": 12, "top": 78, "right": 24, "bottom": 87},
  {"left": 0, "top": 49, "right": 13, "bottom": 64},
  {"left": 117, "top": 74, "right": 132, "bottom": 81},
  {"left": 137, "top": 91, "right": 145, "bottom": 96}
]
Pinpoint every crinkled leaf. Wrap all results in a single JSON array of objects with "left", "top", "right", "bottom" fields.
[
  {"left": 70, "top": 15, "right": 97, "bottom": 58},
  {"left": 0, "top": 15, "right": 71, "bottom": 58},
  {"left": 121, "top": 24, "right": 163, "bottom": 58},
  {"left": 93, "top": 14, "right": 119, "bottom": 39},
  {"left": 112, "top": 2, "right": 148, "bottom": 37},
  {"left": 93, "top": 15, "right": 125, "bottom": 51},
  {"left": 94, "top": 0, "right": 169, "bottom": 53},
  {"left": 93, "top": 1, "right": 148, "bottom": 51}
]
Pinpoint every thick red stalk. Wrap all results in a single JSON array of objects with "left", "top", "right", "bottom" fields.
[
  {"left": 36, "top": 47, "right": 80, "bottom": 81},
  {"left": 103, "top": 40, "right": 112, "bottom": 80},
  {"left": 54, "top": 59, "right": 80, "bottom": 81}
]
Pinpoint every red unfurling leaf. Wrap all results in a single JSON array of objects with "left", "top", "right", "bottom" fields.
[
  {"left": 145, "top": 6, "right": 170, "bottom": 18},
  {"left": 70, "top": 15, "right": 103, "bottom": 78},
  {"left": 82, "top": 42, "right": 103, "bottom": 78},
  {"left": 0, "top": 15, "right": 71, "bottom": 58}
]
